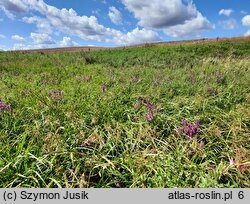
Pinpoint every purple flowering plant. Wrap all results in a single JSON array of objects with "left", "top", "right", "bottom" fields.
[
  {"left": 176, "top": 119, "right": 200, "bottom": 140},
  {"left": 0, "top": 98, "right": 11, "bottom": 113},
  {"left": 145, "top": 101, "right": 154, "bottom": 121},
  {"left": 100, "top": 82, "right": 106, "bottom": 94},
  {"left": 136, "top": 97, "right": 154, "bottom": 121}
]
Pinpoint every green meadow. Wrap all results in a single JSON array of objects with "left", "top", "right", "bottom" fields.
[{"left": 0, "top": 40, "right": 249, "bottom": 187}]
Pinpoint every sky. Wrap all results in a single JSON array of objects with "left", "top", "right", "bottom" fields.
[{"left": 0, "top": 0, "right": 250, "bottom": 50}]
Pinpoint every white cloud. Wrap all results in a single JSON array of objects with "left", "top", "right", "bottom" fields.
[
  {"left": 219, "top": 9, "right": 233, "bottom": 17},
  {"left": 23, "top": 16, "right": 52, "bottom": 34},
  {"left": 0, "top": 0, "right": 114, "bottom": 41},
  {"left": 219, "top": 19, "right": 238, "bottom": 30},
  {"left": 19, "top": 0, "right": 160, "bottom": 45},
  {"left": 164, "top": 13, "right": 214, "bottom": 38},
  {"left": 122, "top": 0, "right": 198, "bottom": 28},
  {"left": 121, "top": 0, "right": 214, "bottom": 37},
  {"left": 13, "top": 43, "right": 26, "bottom": 50},
  {"left": 12, "top": 43, "right": 54, "bottom": 50},
  {"left": 109, "top": 6, "right": 122, "bottom": 24},
  {"left": 30, "top": 32, "right": 55, "bottom": 45},
  {"left": 0, "top": 0, "right": 178, "bottom": 44},
  {"left": 0, "top": 0, "right": 29, "bottom": 19},
  {"left": 0, "top": 7, "right": 15, "bottom": 19},
  {"left": 242, "top": 15, "right": 250, "bottom": 27},
  {"left": 0, "top": 34, "right": 6, "bottom": 39},
  {"left": 20, "top": 0, "right": 121, "bottom": 42},
  {"left": 59, "top": 37, "right": 78, "bottom": 47},
  {"left": 242, "top": 15, "right": 250, "bottom": 36},
  {"left": 113, "top": 27, "right": 160, "bottom": 45},
  {"left": 0, "top": 0, "right": 28, "bottom": 13},
  {"left": 1, "top": 0, "right": 214, "bottom": 46},
  {"left": 12, "top": 34, "right": 25, "bottom": 41},
  {"left": 245, "top": 30, "right": 250, "bottom": 36}
]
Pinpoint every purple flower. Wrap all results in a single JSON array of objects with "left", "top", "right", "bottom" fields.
[
  {"left": 196, "top": 120, "right": 200, "bottom": 129},
  {"left": 230, "top": 159, "right": 236, "bottom": 165},
  {"left": 4, "top": 104, "right": 11, "bottom": 112},
  {"left": 130, "top": 76, "right": 139, "bottom": 82},
  {"left": 101, "top": 82, "right": 106, "bottom": 93},
  {"left": 145, "top": 101, "right": 154, "bottom": 121},
  {"left": 207, "top": 87, "right": 215, "bottom": 95},
  {"left": 210, "top": 165, "right": 215, "bottom": 170},
  {"left": 236, "top": 164, "right": 250, "bottom": 169},
  {"left": 177, "top": 119, "right": 200, "bottom": 140},
  {"left": 145, "top": 111, "right": 154, "bottom": 121},
  {"left": 48, "top": 90, "right": 64, "bottom": 100},
  {"left": 0, "top": 98, "right": 11, "bottom": 113},
  {"left": 137, "top": 97, "right": 155, "bottom": 121},
  {"left": 182, "top": 119, "right": 188, "bottom": 126},
  {"left": 147, "top": 101, "right": 153, "bottom": 112},
  {"left": 237, "top": 164, "right": 244, "bottom": 169},
  {"left": 176, "top": 127, "right": 184, "bottom": 135}
]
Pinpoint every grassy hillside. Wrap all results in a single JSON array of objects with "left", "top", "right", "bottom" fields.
[{"left": 0, "top": 40, "right": 249, "bottom": 187}]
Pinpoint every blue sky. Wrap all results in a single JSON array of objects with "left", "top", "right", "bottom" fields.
[{"left": 0, "top": 0, "right": 250, "bottom": 50}]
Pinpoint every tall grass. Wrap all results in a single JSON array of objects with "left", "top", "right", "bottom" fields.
[{"left": 0, "top": 40, "right": 249, "bottom": 187}]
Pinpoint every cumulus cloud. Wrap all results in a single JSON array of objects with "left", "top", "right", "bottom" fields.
[
  {"left": 12, "top": 37, "right": 78, "bottom": 50},
  {"left": 13, "top": 0, "right": 157, "bottom": 45},
  {"left": 0, "top": 0, "right": 28, "bottom": 13},
  {"left": 219, "top": 9, "right": 233, "bottom": 17},
  {"left": 12, "top": 34, "right": 25, "bottom": 41},
  {"left": 219, "top": 19, "right": 238, "bottom": 30},
  {"left": 113, "top": 27, "right": 160, "bottom": 45},
  {"left": 122, "top": 0, "right": 198, "bottom": 28},
  {"left": 242, "top": 15, "right": 250, "bottom": 27},
  {"left": 30, "top": 32, "right": 55, "bottom": 45},
  {"left": 164, "top": 13, "right": 214, "bottom": 38},
  {"left": 121, "top": 0, "right": 214, "bottom": 37},
  {"left": 59, "top": 37, "right": 78, "bottom": 47},
  {"left": 1, "top": 0, "right": 213, "bottom": 45},
  {"left": 0, "top": 0, "right": 114, "bottom": 41},
  {"left": 23, "top": 16, "right": 52, "bottom": 34},
  {"left": 242, "top": 15, "right": 250, "bottom": 36},
  {"left": 0, "top": 0, "right": 28, "bottom": 19},
  {"left": 17, "top": 0, "right": 123, "bottom": 42},
  {"left": 109, "top": 6, "right": 122, "bottom": 24}
]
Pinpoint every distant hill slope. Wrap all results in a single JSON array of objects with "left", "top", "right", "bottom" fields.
[{"left": 16, "top": 36, "right": 250, "bottom": 53}]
